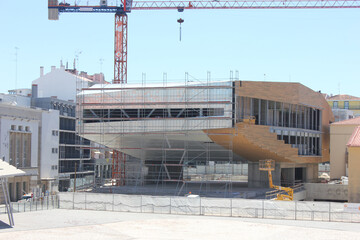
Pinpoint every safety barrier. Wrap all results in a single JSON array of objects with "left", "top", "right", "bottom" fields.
[
  {"left": 58, "top": 192, "right": 360, "bottom": 223},
  {"left": 0, "top": 195, "right": 59, "bottom": 214}
]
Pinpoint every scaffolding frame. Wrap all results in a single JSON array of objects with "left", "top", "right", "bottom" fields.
[{"left": 78, "top": 72, "right": 247, "bottom": 197}]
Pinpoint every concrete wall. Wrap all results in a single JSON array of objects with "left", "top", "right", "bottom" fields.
[
  {"left": 347, "top": 147, "right": 360, "bottom": 203},
  {"left": 305, "top": 183, "right": 348, "bottom": 201},
  {"left": 330, "top": 124, "right": 359, "bottom": 179},
  {"left": 248, "top": 162, "right": 281, "bottom": 188}
]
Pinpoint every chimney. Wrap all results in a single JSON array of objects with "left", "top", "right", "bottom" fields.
[
  {"left": 51, "top": 66, "right": 56, "bottom": 71},
  {"left": 31, "top": 84, "right": 38, "bottom": 99},
  {"left": 40, "top": 66, "right": 44, "bottom": 77},
  {"left": 60, "top": 60, "right": 65, "bottom": 71}
]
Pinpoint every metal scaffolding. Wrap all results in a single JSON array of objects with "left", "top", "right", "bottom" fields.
[{"left": 78, "top": 72, "right": 247, "bottom": 197}]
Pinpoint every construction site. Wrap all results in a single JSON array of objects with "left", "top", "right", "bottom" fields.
[
  {"left": 47, "top": 0, "right": 336, "bottom": 199},
  {"left": 76, "top": 76, "right": 332, "bottom": 199}
]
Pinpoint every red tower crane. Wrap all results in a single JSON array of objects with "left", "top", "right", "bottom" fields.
[
  {"left": 48, "top": 0, "right": 360, "bottom": 186},
  {"left": 49, "top": 0, "right": 360, "bottom": 84}
]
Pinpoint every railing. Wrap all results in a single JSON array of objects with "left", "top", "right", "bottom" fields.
[
  {"left": 58, "top": 192, "right": 360, "bottom": 223},
  {"left": 0, "top": 195, "right": 59, "bottom": 214}
]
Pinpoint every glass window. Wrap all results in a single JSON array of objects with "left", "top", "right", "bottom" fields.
[
  {"left": 344, "top": 101, "right": 349, "bottom": 109},
  {"left": 333, "top": 101, "right": 338, "bottom": 109}
]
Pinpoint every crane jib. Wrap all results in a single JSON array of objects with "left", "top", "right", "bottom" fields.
[
  {"left": 49, "top": 6, "right": 131, "bottom": 13},
  {"left": 49, "top": 0, "right": 360, "bottom": 11}
]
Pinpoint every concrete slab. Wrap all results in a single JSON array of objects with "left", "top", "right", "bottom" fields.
[{"left": 0, "top": 209, "right": 360, "bottom": 240}]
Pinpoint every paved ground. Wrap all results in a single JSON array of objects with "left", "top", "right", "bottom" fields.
[{"left": 0, "top": 209, "right": 360, "bottom": 240}]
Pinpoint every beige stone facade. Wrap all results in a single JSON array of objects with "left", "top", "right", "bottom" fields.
[
  {"left": 348, "top": 147, "right": 360, "bottom": 202},
  {"left": 330, "top": 117, "right": 360, "bottom": 179}
]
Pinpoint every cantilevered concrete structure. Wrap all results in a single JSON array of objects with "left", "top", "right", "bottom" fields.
[{"left": 78, "top": 80, "right": 333, "bottom": 195}]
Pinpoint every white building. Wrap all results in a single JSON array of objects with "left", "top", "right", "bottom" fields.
[
  {"left": 0, "top": 100, "right": 60, "bottom": 201},
  {"left": 39, "top": 110, "right": 60, "bottom": 194},
  {"left": 32, "top": 65, "right": 91, "bottom": 102}
]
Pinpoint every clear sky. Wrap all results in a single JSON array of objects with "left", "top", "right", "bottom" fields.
[{"left": 1, "top": 1, "right": 360, "bottom": 96}]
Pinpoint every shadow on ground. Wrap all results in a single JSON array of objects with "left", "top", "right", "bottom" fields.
[{"left": 0, "top": 220, "right": 12, "bottom": 229}]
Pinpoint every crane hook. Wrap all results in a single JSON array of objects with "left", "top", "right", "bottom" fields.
[{"left": 177, "top": 18, "right": 184, "bottom": 41}]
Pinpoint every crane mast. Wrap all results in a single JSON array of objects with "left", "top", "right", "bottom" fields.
[{"left": 114, "top": 13, "right": 128, "bottom": 84}]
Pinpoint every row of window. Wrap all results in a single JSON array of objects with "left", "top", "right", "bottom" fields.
[
  {"left": 11, "top": 125, "right": 30, "bottom": 132},
  {"left": 237, "top": 97, "right": 321, "bottom": 131},
  {"left": 332, "top": 101, "right": 350, "bottom": 109}
]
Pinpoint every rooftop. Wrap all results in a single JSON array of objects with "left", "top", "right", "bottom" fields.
[
  {"left": 326, "top": 94, "right": 360, "bottom": 101},
  {"left": 347, "top": 126, "right": 360, "bottom": 147},
  {"left": 332, "top": 117, "right": 360, "bottom": 125}
]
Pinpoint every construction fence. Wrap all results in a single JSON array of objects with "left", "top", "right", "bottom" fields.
[
  {"left": 0, "top": 195, "right": 59, "bottom": 214},
  {"left": 58, "top": 192, "right": 360, "bottom": 223}
]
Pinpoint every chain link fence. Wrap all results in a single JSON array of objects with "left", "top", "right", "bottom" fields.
[{"left": 58, "top": 192, "right": 360, "bottom": 223}]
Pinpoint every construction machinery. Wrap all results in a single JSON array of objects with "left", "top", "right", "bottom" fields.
[{"left": 259, "top": 159, "right": 293, "bottom": 201}]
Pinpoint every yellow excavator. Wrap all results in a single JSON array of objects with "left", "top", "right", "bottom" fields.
[{"left": 259, "top": 159, "right": 293, "bottom": 201}]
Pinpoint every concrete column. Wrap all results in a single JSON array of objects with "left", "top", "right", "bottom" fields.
[
  {"left": 248, "top": 162, "right": 281, "bottom": 188},
  {"left": 306, "top": 163, "right": 318, "bottom": 183}
]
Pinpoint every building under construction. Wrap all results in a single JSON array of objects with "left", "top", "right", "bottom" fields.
[{"left": 77, "top": 76, "right": 333, "bottom": 197}]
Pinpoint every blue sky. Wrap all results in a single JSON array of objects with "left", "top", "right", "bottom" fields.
[{"left": 1, "top": 1, "right": 359, "bottom": 96}]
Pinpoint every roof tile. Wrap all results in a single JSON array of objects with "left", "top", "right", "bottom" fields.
[
  {"left": 332, "top": 117, "right": 360, "bottom": 125},
  {"left": 327, "top": 94, "right": 360, "bottom": 101},
  {"left": 347, "top": 126, "right": 360, "bottom": 147}
]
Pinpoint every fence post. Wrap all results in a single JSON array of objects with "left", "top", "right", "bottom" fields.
[
  {"left": 112, "top": 194, "right": 114, "bottom": 212},
  {"left": 200, "top": 197, "right": 202, "bottom": 215},
  {"left": 169, "top": 196, "right": 172, "bottom": 214},
  {"left": 140, "top": 195, "right": 143, "bottom": 213},
  {"left": 329, "top": 202, "right": 331, "bottom": 222},
  {"left": 295, "top": 201, "right": 297, "bottom": 220},
  {"left": 262, "top": 200, "right": 265, "bottom": 218},
  {"left": 85, "top": 192, "right": 87, "bottom": 210}
]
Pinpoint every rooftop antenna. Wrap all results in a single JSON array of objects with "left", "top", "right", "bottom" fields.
[
  {"left": 177, "top": 18, "right": 184, "bottom": 41},
  {"left": 99, "top": 58, "right": 104, "bottom": 73},
  {"left": 338, "top": 82, "right": 341, "bottom": 95},
  {"left": 14, "top": 47, "right": 19, "bottom": 91},
  {"left": 74, "top": 50, "right": 82, "bottom": 71}
]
